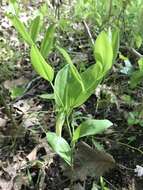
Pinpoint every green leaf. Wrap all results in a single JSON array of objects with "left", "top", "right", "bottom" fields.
[
  {"left": 9, "top": 0, "right": 19, "bottom": 15},
  {"left": 8, "top": 14, "right": 33, "bottom": 45},
  {"left": 112, "top": 29, "right": 120, "bottom": 63},
  {"left": 55, "top": 112, "right": 66, "bottom": 137},
  {"left": 29, "top": 15, "right": 42, "bottom": 42},
  {"left": 30, "top": 45, "right": 54, "bottom": 82},
  {"left": 73, "top": 119, "right": 113, "bottom": 142},
  {"left": 10, "top": 86, "right": 25, "bottom": 99},
  {"left": 94, "top": 31, "right": 113, "bottom": 73},
  {"left": 54, "top": 64, "right": 69, "bottom": 110},
  {"left": 54, "top": 31, "right": 114, "bottom": 111},
  {"left": 130, "top": 70, "right": 143, "bottom": 88},
  {"left": 54, "top": 64, "right": 83, "bottom": 113},
  {"left": 46, "top": 132, "right": 71, "bottom": 165},
  {"left": 38, "top": 93, "right": 54, "bottom": 100},
  {"left": 73, "top": 62, "right": 103, "bottom": 107},
  {"left": 135, "top": 34, "right": 142, "bottom": 49},
  {"left": 57, "top": 46, "right": 85, "bottom": 91},
  {"left": 10, "top": 0, "right": 17, "bottom": 3},
  {"left": 138, "top": 58, "right": 143, "bottom": 71},
  {"left": 40, "top": 24, "right": 55, "bottom": 58}
]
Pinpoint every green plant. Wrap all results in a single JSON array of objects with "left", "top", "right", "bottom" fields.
[
  {"left": 130, "top": 58, "right": 143, "bottom": 88},
  {"left": 7, "top": 2, "right": 119, "bottom": 180},
  {"left": 127, "top": 111, "right": 143, "bottom": 127}
]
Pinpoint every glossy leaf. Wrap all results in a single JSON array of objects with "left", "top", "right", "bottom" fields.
[
  {"left": 74, "top": 62, "right": 103, "bottom": 107},
  {"left": 29, "top": 15, "right": 42, "bottom": 42},
  {"left": 30, "top": 45, "right": 54, "bottom": 82},
  {"left": 8, "top": 14, "right": 33, "bottom": 45},
  {"left": 54, "top": 64, "right": 83, "bottom": 113},
  {"left": 55, "top": 112, "right": 66, "bottom": 137},
  {"left": 94, "top": 31, "right": 113, "bottom": 73},
  {"left": 55, "top": 31, "right": 114, "bottom": 111},
  {"left": 54, "top": 65, "right": 69, "bottom": 110},
  {"left": 46, "top": 132, "right": 71, "bottom": 165},
  {"left": 40, "top": 24, "right": 55, "bottom": 58},
  {"left": 9, "top": 0, "right": 19, "bottom": 15},
  {"left": 57, "top": 46, "right": 85, "bottom": 91},
  {"left": 112, "top": 29, "right": 120, "bottom": 63},
  {"left": 73, "top": 119, "right": 113, "bottom": 141}
]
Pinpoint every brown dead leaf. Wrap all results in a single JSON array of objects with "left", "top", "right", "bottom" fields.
[
  {"left": 26, "top": 146, "right": 39, "bottom": 161},
  {"left": 27, "top": 141, "right": 54, "bottom": 164},
  {"left": 64, "top": 141, "right": 115, "bottom": 181},
  {"left": 4, "top": 77, "right": 28, "bottom": 90},
  {"left": 0, "top": 155, "right": 27, "bottom": 190},
  {"left": 0, "top": 118, "right": 7, "bottom": 127}
]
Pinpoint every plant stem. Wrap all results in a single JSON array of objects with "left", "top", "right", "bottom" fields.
[
  {"left": 82, "top": 20, "right": 94, "bottom": 45},
  {"left": 66, "top": 116, "right": 72, "bottom": 139},
  {"left": 0, "top": 86, "right": 18, "bottom": 130},
  {"left": 108, "top": 0, "right": 112, "bottom": 20}
]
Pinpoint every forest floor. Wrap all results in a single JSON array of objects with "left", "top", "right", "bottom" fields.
[{"left": 0, "top": 1, "right": 143, "bottom": 190}]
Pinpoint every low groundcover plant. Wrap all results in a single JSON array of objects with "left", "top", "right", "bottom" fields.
[{"left": 7, "top": 1, "right": 119, "bottom": 180}]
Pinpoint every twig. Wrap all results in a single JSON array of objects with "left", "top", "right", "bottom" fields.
[
  {"left": 82, "top": 20, "right": 94, "bottom": 45},
  {"left": 118, "top": 141, "right": 143, "bottom": 155},
  {"left": 121, "top": 46, "right": 143, "bottom": 58},
  {"left": 96, "top": 137, "right": 143, "bottom": 156}
]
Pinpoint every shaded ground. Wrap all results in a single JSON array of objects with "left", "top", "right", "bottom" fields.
[{"left": 0, "top": 1, "right": 143, "bottom": 190}]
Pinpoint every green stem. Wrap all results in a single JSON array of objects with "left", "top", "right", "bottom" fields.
[
  {"left": 50, "top": 81, "right": 65, "bottom": 108},
  {"left": 50, "top": 81, "right": 66, "bottom": 136},
  {"left": 108, "top": 0, "right": 112, "bottom": 20},
  {"left": 66, "top": 116, "right": 72, "bottom": 138},
  {"left": 0, "top": 86, "right": 18, "bottom": 130}
]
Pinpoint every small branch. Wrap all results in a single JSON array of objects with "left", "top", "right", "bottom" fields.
[
  {"left": 121, "top": 46, "right": 143, "bottom": 58},
  {"left": 108, "top": 0, "right": 112, "bottom": 20},
  {"left": 82, "top": 20, "right": 94, "bottom": 45},
  {"left": 118, "top": 141, "right": 143, "bottom": 155},
  {"left": 130, "top": 48, "right": 143, "bottom": 58}
]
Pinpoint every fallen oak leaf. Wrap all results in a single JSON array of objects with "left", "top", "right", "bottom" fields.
[{"left": 64, "top": 141, "right": 115, "bottom": 181}]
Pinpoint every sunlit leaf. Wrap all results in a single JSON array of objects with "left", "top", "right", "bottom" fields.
[
  {"left": 73, "top": 119, "right": 113, "bottom": 141},
  {"left": 40, "top": 24, "right": 55, "bottom": 58},
  {"left": 112, "top": 29, "right": 120, "bottom": 63},
  {"left": 38, "top": 93, "right": 54, "bottom": 100},
  {"left": 46, "top": 132, "right": 71, "bottom": 165},
  {"left": 30, "top": 45, "right": 54, "bottom": 81},
  {"left": 94, "top": 31, "right": 113, "bottom": 73},
  {"left": 55, "top": 112, "right": 66, "bottom": 137},
  {"left": 29, "top": 15, "right": 42, "bottom": 42},
  {"left": 57, "top": 46, "right": 85, "bottom": 91},
  {"left": 138, "top": 58, "right": 143, "bottom": 71},
  {"left": 8, "top": 14, "right": 33, "bottom": 45}
]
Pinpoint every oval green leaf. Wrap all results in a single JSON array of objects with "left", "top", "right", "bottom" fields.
[
  {"left": 40, "top": 24, "right": 55, "bottom": 58},
  {"left": 29, "top": 15, "right": 42, "bottom": 42},
  {"left": 30, "top": 45, "right": 54, "bottom": 82},
  {"left": 8, "top": 14, "right": 33, "bottom": 45},
  {"left": 46, "top": 132, "right": 71, "bottom": 165},
  {"left": 57, "top": 46, "right": 85, "bottom": 91},
  {"left": 73, "top": 119, "right": 113, "bottom": 142},
  {"left": 94, "top": 31, "right": 113, "bottom": 73}
]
